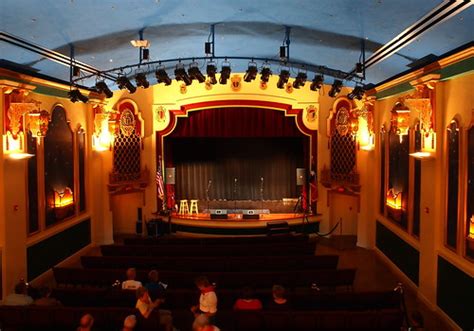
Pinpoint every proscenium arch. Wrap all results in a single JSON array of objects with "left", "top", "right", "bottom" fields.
[{"left": 154, "top": 100, "right": 318, "bottom": 210}]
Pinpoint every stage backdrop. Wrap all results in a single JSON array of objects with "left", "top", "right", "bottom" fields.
[{"left": 164, "top": 107, "right": 309, "bottom": 201}]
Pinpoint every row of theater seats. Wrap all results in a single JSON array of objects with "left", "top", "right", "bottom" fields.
[
  {"left": 0, "top": 305, "right": 403, "bottom": 331},
  {"left": 50, "top": 287, "right": 400, "bottom": 311},
  {"left": 53, "top": 267, "right": 357, "bottom": 289},
  {"left": 122, "top": 234, "right": 311, "bottom": 245},
  {"left": 80, "top": 254, "right": 339, "bottom": 271},
  {"left": 100, "top": 241, "right": 316, "bottom": 256}
]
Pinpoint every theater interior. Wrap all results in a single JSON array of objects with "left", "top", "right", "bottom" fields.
[{"left": 0, "top": 1, "right": 473, "bottom": 330}]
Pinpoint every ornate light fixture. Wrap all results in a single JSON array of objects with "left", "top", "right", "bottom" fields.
[
  {"left": 3, "top": 95, "right": 39, "bottom": 159},
  {"left": 356, "top": 97, "right": 375, "bottom": 151},
  {"left": 53, "top": 187, "right": 74, "bottom": 208},
  {"left": 391, "top": 102, "right": 410, "bottom": 143},
  {"left": 92, "top": 106, "right": 116, "bottom": 152}
]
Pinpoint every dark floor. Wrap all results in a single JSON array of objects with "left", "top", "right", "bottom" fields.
[{"left": 316, "top": 236, "right": 454, "bottom": 331}]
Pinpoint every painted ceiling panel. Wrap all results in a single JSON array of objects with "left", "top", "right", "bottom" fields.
[{"left": 1, "top": 0, "right": 471, "bottom": 87}]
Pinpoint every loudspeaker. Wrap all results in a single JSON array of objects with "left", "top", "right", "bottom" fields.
[
  {"left": 210, "top": 209, "right": 228, "bottom": 220},
  {"left": 296, "top": 168, "right": 306, "bottom": 186},
  {"left": 137, "top": 208, "right": 142, "bottom": 221},
  {"left": 166, "top": 168, "right": 176, "bottom": 185}
]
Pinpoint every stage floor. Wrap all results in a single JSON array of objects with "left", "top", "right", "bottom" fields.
[{"left": 163, "top": 213, "right": 322, "bottom": 236}]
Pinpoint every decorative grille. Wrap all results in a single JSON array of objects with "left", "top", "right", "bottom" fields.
[
  {"left": 112, "top": 132, "right": 141, "bottom": 182},
  {"left": 330, "top": 131, "right": 356, "bottom": 180}
]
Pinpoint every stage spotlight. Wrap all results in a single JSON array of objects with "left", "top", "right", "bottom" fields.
[
  {"left": 260, "top": 66, "right": 272, "bottom": 83},
  {"left": 243, "top": 62, "right": 258, "bottom": 82},
  {"left": 292, "top": 72, "right": 307, "bottom": 89},
  {"left": 135, "top": 73, "right": 150, "bottom": 89},
  {"left": 328, "top": 79, "right": 343, "bottom": 97},
  {"left": 188, "top": 63, "right": 206, "bottom": 83},
  {"left": 116, "top": 75, "right": 137, "bottom": 94},
  {"left": 219, "top": 63, "right": 231, "bottom": 84},
  {"left": 95, "top": 81, "right": 113, "bottom": 98},
  {"left": 310, "top": 75, "right": 324, "bottom": 91},
  {"left": 155, "top": 68, "right": 172, "bottom": 85},
  {"left": 174, "top": 64, "right": 192, "bottom": 86},
  {"left": 276, "top": 69, "right": 290, "bottom": 89},
  {"left": 142, "top": 48, "right": 150, "bottom": 60},
  {"left": 206, "top": 63, "right": 218, "bottom": 85},
  {"left": 68, "top": 89, "right": 88, "bottom": 103},
  {"left": 348, "top": 85, "right": 365, "bottom": 100}
]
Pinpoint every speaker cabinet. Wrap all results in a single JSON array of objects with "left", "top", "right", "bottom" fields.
[
  {"left": 210, "top": 209, "right": 228, "bottom": 219},
  {"left": 296, "top": 168, "right": 306, "bottom": 186},
  {"left": 166, "top": 168, "right": 176, "bottom": 185}
]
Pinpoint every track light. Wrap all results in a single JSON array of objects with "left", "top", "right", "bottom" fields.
[
  {"left": 219, "top": 62, "right": 231, "bottom": 85},
  {"left": 310, "top": 75, "right": 324, "bottom": 91},
  {"left": 292, "top": 72, "right": 307, "bottom": 89},
  {"left": 260, "top": 66, "right": 272, "bottom": 83},
  {"left": 206, "top": 63, "right": 217, "bottom": 85},
  {"left": 135, "top": 73, "right": 150, "bottom": 89},
  {"left": 142, "top": 48, "right": 150, "bottom": 61},
  {"left": 95, "top": 81, "right": 113, "bottom": 98},
  {"left": 243, "top": 62, "right": 258, "bottom": 82},
  {"left": 348, "top": 85, "right": 365, "bottom": 100},
  {"left": 188, "top": 63, "right": 206, "bottom": 83},
  {"left": 328, "top": 79, "right": 343, "bottom": 97},
  {"left": 68, "top": 89, "right": 88, "bottom": 103},
  {"left": 174, "top": 64, "right": 192, "bottom": 86},
  {"left": 116, "top": 75, "right": 137, "bottom": 94},
  {"left": 155, "top": 68, "right": 172, "bottom": 85},
  {"left": 276, "top": 69, "right": 290, "bottom": 89}
]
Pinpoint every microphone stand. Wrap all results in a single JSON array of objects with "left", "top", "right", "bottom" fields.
[
  {"left": 206, "top": 180, "right": 212, "bottom": 213},
  {"left": 233, "top": 178, "right": 238, "bottom": 211},
  {"left": 260, "top": 177, "right": 264, "bottom": 211}
]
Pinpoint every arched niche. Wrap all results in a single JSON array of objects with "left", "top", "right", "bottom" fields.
[{"left": 44, "top": 105, "right": 75, "bottom": 226}]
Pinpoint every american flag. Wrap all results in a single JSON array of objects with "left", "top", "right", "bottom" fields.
[{"left": 156, "top": 161, "right": 165, "bottom": 203}]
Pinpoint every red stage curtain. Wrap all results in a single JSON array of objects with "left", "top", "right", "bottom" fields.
[{"left": 169, "top": 107, "right": 303, "bottom": 138}]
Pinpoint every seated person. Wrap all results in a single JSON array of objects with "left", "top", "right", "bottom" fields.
[
  {"left": 192, "top": 314, "right": 220, "bottom": 331},
  {"left": 145, "top": 269, "right": 167, "bottom": 300},
  {"left": 122, "top": 314, "right": 137, "bottom": 331},
  {"left": 122, "top": 268, "right": 142, "bottom": 290},
  {"left": 233, "top": 286, "right": 262, "bottom": 310},
  {"left": 34, "top": 286, "right": 62, "bottom": 306},
  {"left": 191, "top": 276, "right": 217, "bottom": 318},
  {"left": 135, "top": 286, "right": 173, "bottom": 331},
  {"left": 4, "top": 281, "right": 33, "bottom": 306},
  {"left": 77, "top": 313, "right": 94, "bottom": 331},
  {"left": 266, "top": 285, "right": 290, "bottom": 310}
]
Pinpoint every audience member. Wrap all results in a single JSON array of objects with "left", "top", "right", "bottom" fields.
[
  {"left": 33, "top": 286, "right": 62, "bottom": 306},
  {"left": 122, "top": 268, "right": 142, "bottom": 290},
  {"left": 145, "top": 269, "right": 167, "bottom": 300},
  {"left": 266, "top": 285, "right": 290, "bottom": 310},
  {"left": 233, "top": 286, "right": 262, "bottom": 310},
  {"left": 192, "top": 314, "right": 220, "bottom": 331},
  {"left": 3, "top": 282, "right": 33, "bottom": 306},
  {"left": 191, "top": 276, "right": 217, "bottom": 318},
  {"left": 77, "top": 313, "right": 94, "bottom": 331},
  {"left": 135, "top": 286, "right": 173, "bottom": 331},
  {"left": 122, "top": 314, "right": 137, "bottom": 331}
]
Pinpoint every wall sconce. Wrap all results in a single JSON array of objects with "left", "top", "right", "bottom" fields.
[
  {"left": 53, "top": 187, "right": 74, "bottom": 208},
  {"left": 92, "top": 111, "right": 115, "bottom": 152},
  {"left": 391, "top": 105, "right": 410, "bottom": 143},
  {"left": 26, "top": 110, "right": 50, "bottom": 138},
  {"left": 386, "top": 188, "right": 402, "bottom": 210},
  {"left": 356, "top": 104, "right": 375, "bottom": 151},
  {"left": 3, "top": 100, "right": 39, "bottom": 159}
]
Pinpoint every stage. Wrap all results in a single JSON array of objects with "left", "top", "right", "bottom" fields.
[{"left": 155, "top": 212, "right": 322, "bottom": 236}]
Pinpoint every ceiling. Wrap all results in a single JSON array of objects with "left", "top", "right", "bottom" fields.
[{"left": 1, "top": 0, "right": 473, "bottom": 89}]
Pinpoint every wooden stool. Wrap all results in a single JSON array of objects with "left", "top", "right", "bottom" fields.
[
  {"left": 189, "top": 199, "right": 199, "bottom": 214},
  {"left": 179, "top": 200, "right": 189, "bottom": 214}
]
